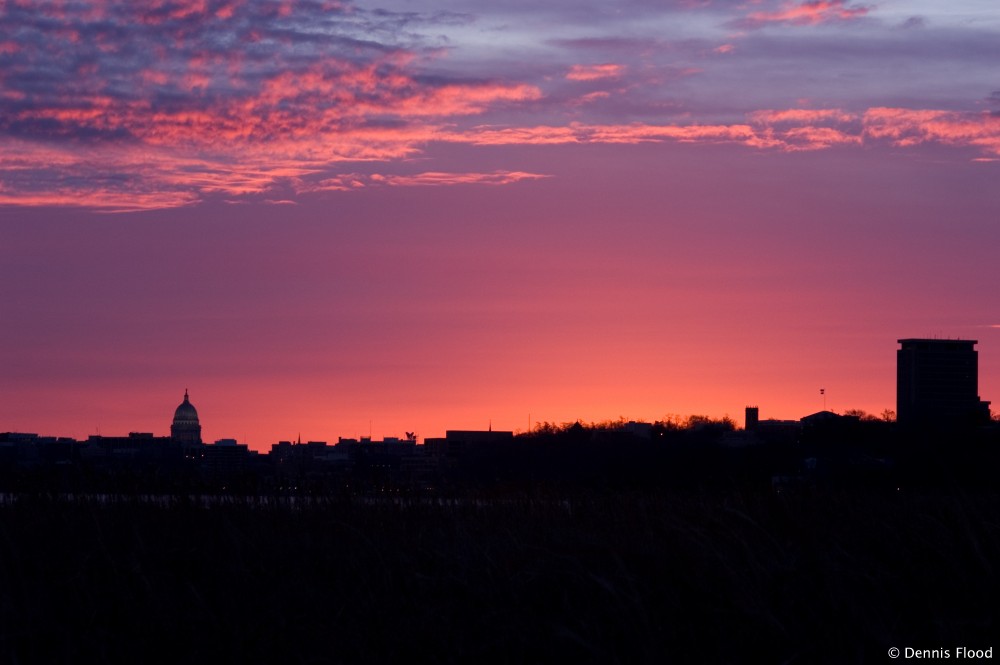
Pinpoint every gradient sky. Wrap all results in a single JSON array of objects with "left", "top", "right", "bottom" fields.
[{"left": 2, "top": 0, "right": 999, "bottom": 449}]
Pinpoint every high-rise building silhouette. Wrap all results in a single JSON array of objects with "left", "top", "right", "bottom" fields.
[
  {"left": 897, "top": 339, "right": 991, "bottom": 427},
  {"left": 170, "top": 389, "right": 202, "bottom": 445}
]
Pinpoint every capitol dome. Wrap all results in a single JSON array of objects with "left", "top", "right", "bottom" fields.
[{"left": 171, "top": 389, "right": 202, "bottom": 445}]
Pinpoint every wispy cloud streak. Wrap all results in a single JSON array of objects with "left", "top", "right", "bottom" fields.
[
  {"left": 298, "top": 170, "right": 549, "bottom": 192},
  {"left": 566, "top": 64, "right": 626, "bottom": 81},
  {"left": 863, "top": 108, "right": 1000, "bottom": 156},
  {"left": 741, "top": 0, "right": 870, "bottom": 27},
  {"left": 446, "top": 110, "right": 997, "bottom": 155}
]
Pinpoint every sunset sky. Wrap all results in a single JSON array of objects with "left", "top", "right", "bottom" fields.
[{"left": 2, "top": 0, "right": 999, "bottom": 449}]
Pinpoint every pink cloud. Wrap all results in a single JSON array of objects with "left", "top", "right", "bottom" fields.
[
  {"left": 745, "top": 0, "right": 870, "bottom": 26},
  {"left": 158, "top": 162, "right": 321, "bottom": 195},
  {"left": 457, "top": 126, "right": 583, "bottom": 146},
  {"left": 750, "top": 108, "right": 857, "bottom": 124},
  {"left": 566, "top": 64, "right": 626, "bottom": 82},
  {"left": 167, "top": 0, "right": 209, "bottom": 20},
  {"left": 6, "top": 0, "right": 898, "bottom": 211},
  {"left": 0, "top": 184, "right": 198, "bottom": 212},
  {"left": 295, "top": 170, "right": 549, "bottom": 192},
  {"left": 780, "top": 126, "right": 863, "bottom": 149},
  {"left": 582, "top": 122, "right": 778, "bottom": 148},
  {"left": 139, "top": 68, "right": 171, "bottom": 86},
  {"left": 452, "top": 110, "right": 1000, "bottom": 157},
  {"left": 862, "top": 108, "right": 1000, "bottom": 155},
  {"left": 369, "top": 171, "right": 550, "bottom": 187},
  {"left": 451, "top": 122, "right": 779, "bottom": 149},
  {"left": 385, "top": 83, "right": 542, "bottom": 117},
  {"left": 570, "top": 91, "right": 612, "bottom": 107},
  {"left": 0, "top": 0, "right": 995, "bottom": 215},
  {"left": 214, "top": 1, "right": 240, "bottom": 19},
  {"left": 748, "top": 109, "right": 862, "bottom": 150},
  {"left": 7, "top": 104, "right": 997, "bottom": 211},
  {"left": 128, "top": 63, "right": 540, "bottom": 151},
  {"left": 298, "top": 174, "right": 369, "bottom": 192}
]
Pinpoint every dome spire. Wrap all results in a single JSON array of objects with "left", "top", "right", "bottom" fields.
[{"left": 184, "top": 388, "right": 189, "bottom": 402}]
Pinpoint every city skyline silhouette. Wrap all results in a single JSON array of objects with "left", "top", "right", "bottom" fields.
[
  {"left": 2, "top": 336, "right": 998, "bottom": 452},
  {"left": 3, "top": 337, "right": 995, "bottom": 487},
  {"left": 2, "top": 1, "right": 999, "bottom": 451}
]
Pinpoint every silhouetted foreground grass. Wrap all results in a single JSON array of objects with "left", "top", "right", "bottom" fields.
[{"left": 1, "top": 489, "right": 997, "bottom": 664}]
